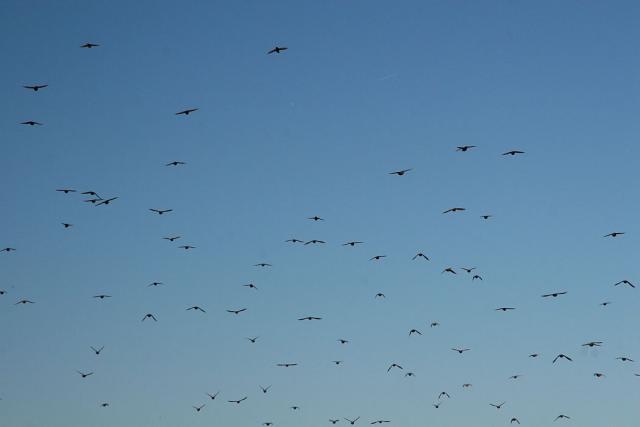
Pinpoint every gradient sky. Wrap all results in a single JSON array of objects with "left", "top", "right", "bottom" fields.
[{"left": 1, "top": 1, "right": 640, "bottom": 426}]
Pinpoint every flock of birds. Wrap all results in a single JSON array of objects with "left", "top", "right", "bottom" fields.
[{"left": 4, "top": 41, "right": 638, "bottom": 427}]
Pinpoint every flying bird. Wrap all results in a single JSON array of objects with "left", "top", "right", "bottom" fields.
[
  {"left": 389, "top": 168, "right": 412, "bottom": 176},
  {"left": 276, "top": 363, "right": 298, "bottom": 367},
  {"left": 259, "top": 385, "right": 271, "bottom": 393},
  {"left": 456, "top": 145, "right": 476, "bottom": 152},
  {"left": 90, "top": 346, "right": 104, "bottom": 355},
  {"left": 93, "top": 295, "right": 111, "bottom": 299},
  {"left": 442, "top": 267, "right": 456, "bottom": 274},
  {"left": 603, "top": 232, "right": 624, "bottom": 237},
  {"left": 1, "top": 248, "right": 17, "bottom": 252},
  {"left": 186, "top": 306, "right": 206, "bottom": 313},
  {"left": 496, "top": 307, "right": 516, "bottom": 312},
  {"left": 542, "top": 291, "right": 568, "bottom": 298},
  {"left": 344, "top": 417, "right": 360, "bottom": 425},
  {"left": 343, "top": 241, "right": 364, "bottom": 246},
  {"left": 164, "top": 236, "right": 181, "bottom": 242},
  {"left": 555, "top": 415, "right": 571, "bottom": 421},
  {"left": 206, "top": 392, "right": 219, "bottom": 400},
  {"left": 387, "top": 363, "right": 403, "bottom": 372},
  {"left": 21, "top": 121, "right": 42, "bottom": 126},
  {"left": 553, "top": 354, "right": 573, "bottom": 363},
  {"left": 95, "top": 197, "right": 118, "bottom": 206},
  {"left": 369, "top": 255, "right": 386, "bottom": 261},
  {"left": 165, "top": 161, "right": 186, "bottom": 166},
  {"left": 176, "top": 108, "right": 198, "bottom": 115},
  {"left": 62, "top": 223, "right": 73, "bottom": 228},
  {"left": 243, "top": 283, "right": 258, "bottom": 290},
  {"left": 141, "top": 313, "right": 157, "bottom": 322},
  {"left": 582, "top": 341, "right": 603, "bottom": 347},
  {"left": 149, "top": 209, "right": 173, "bottom": 215},
  {"left": 375, "top": 293, "right": 386, "bottom": 298},
  {"left": 268, "top": 46, "right": 288, "bottom": 54},
  {"left": 76, "top": 371, "right": 94, "bottom": 378},
  {"left": 616, "top": 356, "right": 634, "bottom": 362},
  {"left": 286, "top": 238, "right": 305, "bottom": 243},
  {"left": 23, "top": 84, "right": 48, "bottom": 91},
  {"left": 502, "top": 150, "right": 524, "bottom": 156},
  {"left": 80, "top": 43, "right": 100, "bottom": 48},
  {"left": 614, "top": 280, "right": 635, "bottom": 288},
  {"left": 56, "top": 189, "right": 76, "bottom": 193},
  {"left": 254, "top": 263, "right": 272, "bottom": 267},
  {"left": 246, "top": 337, "right": 259, "bottom": 343},
  {"left": 412, "top": 253, "right": 429, "bottom": 261},
  {"left": 308, "top": 216, "right": 324, "bottom": 221},
  {"left": 227, "top": 308, "right": 247, "bottom": 315},
  {"left": 228, "top": 397, "right": 247, "bottom": 404},
  {"left": 490, "top": 402, "right": 506, "bottom": 409},
  {"left": 442, "top": 207, "right": 465, "bottom": 214},
  {"left": 452, "top": 348, "right": 470, "bottom": 354},
  {"left": 15, "top": 299, "right": 34, "bottom": 305},
  {"left": 298, "top": 316, "right": 322, "bottom": 321},
  {"left": 148, "top": 282, "right": 163, "bottom": 287},
  {"left": 510, "top": 418, "right": 520, "bottom": 424},
  {"left": 409, "top": 329, "right": 422, "bottom": 336},
  {"left": 304, "top": 239, "right": 326, "bottom": 245},
  {"left": 438, "top": 392, "right": 450, "bottom": 399},
  {"left": 178, "top": 245, "right": 196, "bottom": 250},
  {"left": 481, "top": 215, "right": 493, "bottom": 219},
  {"left": 193, "top": 404, "right": 206, "bottom": 412}
]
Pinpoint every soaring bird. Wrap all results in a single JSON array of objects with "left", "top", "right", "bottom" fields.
[
  {"left": 472, "top": 275, "right": 483, "bottom": 281},
  {"left": 603, "top": 232, "right": 624, "bottom": 237},
  {"left": 389, "top": 168, "right": 412, "bottom": 176},
  {"left": 163, "top": 236, "right": 181, "bottom": 242},
  {"left": 510, "top": 418, "right": 520, "bottom": 424},
  {"left": 344, "top": 417, "right": 360, "bottom": 425},
  {"left": 508, "top": 374, "right": 523, "bottom": 380},
  {"left": 452, "top": 348, "right": 470, "bottom": 354},
  {"left": 461, "top": 267, "right": 476, "bottom": 273},
  {"left": 243, "top": 283, "right": 258, "bottom": 290},
  {"left": 542, "top": 291, "right": 567, "bottom": 298},
  {"left": 442, "top": 267, "right": 456, "bottom": 274},
  {"left": 277, "top": 363, "right": 298, "bottom": 367},
  {"left": 95, "top": 197, "right": 118, "bottom": 206},
  {"left": 614, "top": 280, "right": 635, "bottom": 288},
  {"left": 308, "top": 216, "right": 324, "bottom": 221},
  {"left": 370, "top": 421, "right": 390, "bottom": 425},
  {"left": 268, "top": 46, "right": 288, "bottom": 54},
  {"left": 21, "top": 121, "right": 42, "bottom": 126},
  {"left": 93, "top": 295, "right": 112, "bottom": 299},
  {"left": 481, "top": 215, "right": 493, "bottom": 219},
  {"left": 100, "top": 402, "right": 109, "bottom": 407},
  {"left": 15, "top": 299, "right": 34, "bottom": 305},
  {"left": 286, "top": 238, "right": 305, "bottom": 243},
  {"left": 259, "top": 385, "right": 271, "bottom": 393},
  {"left": 332, "top": 360, "right": 343, "bottom": 365},
  {"left": 254, "top": 263, "right": 272, "bottom": 267},
  {"left": 90, "top": 346, "right": 104, "bottom": 355},
  {"left": 409, "top": 329, "right": 422, "bottom": 336},
  {"left": 149, "top": 209, "right": 173, "bottom": 215},
  {"left": 186, "top": 306, "right": 206, "bottom": 313},
  {"left": 76, "top": 371, "right": 94, "bottom": 378},
  {"left": 593, "top": 372, "right": 605, "bottom": 378},
  {"left": 23, "top": 84, "right": 48, "bottom": 91},
  {"left": 375, "top": 293, "right": 386, "bottom": 298},
  {"left": 555, "top": 415, "right": 571, "bottom": 421},
  {"left": 529, "top": 353, "right": 540, "bottom": 358},
  {"left": 582, "top": 341, "right": 603, "bottom": 347},
  {"left": 179, "top": 245, "right": 196, "bottom": 250},
  {"left": 228, "top": 397, "right": 247, "bottom": 404},
  {"left": 1, "top": 247, "right": 17, "bottom": 252},
  {"left": 343, "top": 241, "right": 364, "bottom": 246},
  {"left": 496, "top": 307, "right": 516, "bottom": 312},
  {"left": 81, "top": 191, "right": 101, "bottom": 197},
  {"left": 246, "top": 337, "right": 259, "bottom": 343},
  {"left": 442, "top": 207, "right": 465, "bottom": 214},
  {"left": 502, "top": 150, "right": 524, "bottom": 156},
  {"left": 456, "top": 145, "right": 476, "bottom": 151},
  {"left": 56, "top": 189, "right": 76, "bottom": 194},
  {"left": 165, "top": 161, "right": 186, "bottom": 166},
  {"left": 412, "top": 253, "right": 429, "bottom": 261},
  {"left": 206, "top": 392, "right": 219, "bottom": 400},
  {"left": 305, "top": 239, "right": 326, "bottom": 245},
  {"left": 148, "top": 282, "right": 163, "bottom": 287},
  {"left": 193, "top": 404, "right": 206, "bottom": 412},
  {"left": 80, "top": 43, "right": 100, "bottom": 48},
  {"left": 62, "top": 223, "right": 73, "bottom": 228},
  {"left": 176, "top": 108, "right": 198, "bottom": 115},
  {"left": 490, "top": 402, "right": 506, "bottom": 409},
  {"left": 227, "top": 308, "right": 247, "bottom": 315},
  {"left": 553, "top": 354, "right": 573, "bottom": 363},
  {"left": 462, "top": 383, "right": 472, "bottom": 388},
  {"left": 430, "top": 322, "right": 440, "bottom": 327},
  {"left": 616, "top": 356, "right": 634, "bottom": 362},
  {"left": 438, "top": 392, "right": 450, "bottom": 399},
  {"left": 141, "top": 313, "right": 157, "bottom": 322},
  {"left": 387, "top": 363, "right": 403, "bottom": 372},
  {"left": 330, "top": 420, "right": 340, "bottom": 424},
  {"left": 369, "top": 255, "right": 386, "bottom": 261},
  {"left": 298, "top": 316, "right": 322, "bottom": 321},
  {"left": 338, "top": 339, "right": 349, "bottom": 344}
]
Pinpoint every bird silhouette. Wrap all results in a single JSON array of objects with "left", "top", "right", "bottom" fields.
[
  {"left": 616, "top": 356, "right": 634, "bottom": 362},
  {"left": 308, "top": 216, "right": 324, "bottom": 221},
  {"left": 176, "top": 108, "right": 198, "bottom": 115},
  {"left": 23, "top": 84, "right": 48, "bottom": 91},
  {"left": 542, "top": 291, "right": 567, "bottom": 298},
  {"left": 206, "top": 392, "right": 219, "bottom": 400},
  {"left": 442, "top": 267, "right": 456, "bottom": 274},
  {"left": 496, "top": 307, "right": 516, "bottom": 312},
  {"left": 375, "top": 293, "right": 386, "bottom": 298},
  {"left": 553, "top": 354, "right": 573, "bottom": 363},
  {"left": 246, "top": 337, "right": 259, "bottom": 343},
  {"left": 554, "top": 415, "right": 571, "bottom": 421},
  {"left": 412, "top": 253, "right": 429, "bottom": 261},
  {"left": 502, "top": 150, "right": 524, "bottom": 156},
  {"left": 148, "top": 282, "right": 163, "bottom": 287},
  {"left": 343, "top": 241, "right": 364, "bottom": 246},
  {"left": 179, "top": 245, "right": 196, "bottom": 250},
  {"left": 186, "top": 306, "right": 206, "bottom": 313},
  {"left": 304, "top": 239, "right": 326, "bottom": 245},
  {"left": 387, "top": 363, "right": 403, "bottom": 372},
  {"left": 490, "top": 402, "right": 506, "bottom": 409},
  {"left": 61, "top": 223, "right": 73, "bottom": 228},
  {"left": 76, "top": 370, "right": 94, "bottom": 378},
  {"left": 369, "top": 255, "right": 386, "bottom": 261},
  {"left": 1, "top": 248, "right": 17, "bottom": 252},
  {"left": 298, "top": 316, "right": 322, "bottom": 321},
  {"left": 389, "top": 168, "right": 412, "bottom": 176},
  {"left": 163, "top": 236, "right": 181, "bottom": 242},
  {"left": 141, "top": 313, "right": 157, "bottom": 322},
  {"left": 286, "top": 238, "right": 305, "bottom": 243},
  {"left": 192, "top": 404, "right": 205, "bottom": 412},
  {"left": 93, "top": 295, "right": 112, "bottom": 299},
  {"left": 438, "top": 392, "right": 450, "bottom": 399},
  {"left": 254, "top": 263, "right": 272, "bottom": 267},
  {"left": 268, "top": 46, "right": 288, "bottom": 54},
  {"left": 582, "top": 341, "right": 603, "bottom": 347},
  {"left": 277, "top": 363, "right": 297, "bottom": 367},
  {"left": 90, "top": 346, "right": 104, "bottom": 355},
  {"left": 165, "top": 161, "right": 186, "bottom": 166},
  {"left": 81, "top": 43, "right": 100, "bottom": 48},
  {"left": 409, "top": 329, "right": 422, "bottom": 336},
  {"left": 228, "top": 397, "right": 247, "bottom": 404},
  {"left": 510, "top": 417, "right": 520, "bottom": 424},
  {"left": 260, "top": 385, "right": 271, "bottom": 393},
  {"left": 452, "top": 348, "right": 470, "bottom": 354},
  {"left": 21, "top": 121, "right": 42, "bottom": 126},
  {"left": 149, "top": 209, "right": 173, "bottom": 215},
  {"left": 95, "top": 197, "right": 118, "bottom": 206},
  {"left": 481, "top": 215, "right": 492, "bottom": 219},
  {"left": 243, "top": 283, "right": 258, "bottom": 290},
  {"left": 614, "top": 280, "right": 635, "bottom": 288},
  {"left": 329, "top": 420, "right": 340, "bottom": 424},
  {"left": 442, "top": 207, "right": 465, "bottom": 214},
  {"left": 15, "top": 299, "right": 34, "bottom": 305},
  {"left": 344, "top": 417, "right": 360, "bottom": 425},
  {"left": 227, "top": 308, "right": 247, "bottom": 315},
  {"left": 603, "top": 232, "right": 625, "bottom": 237},
  {"left": 456, "top": 145, "right": 476, "bottom": 151}
]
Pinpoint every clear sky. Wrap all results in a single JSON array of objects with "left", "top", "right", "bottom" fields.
[{"left": 1, "top": 1, "right": 639, "bottom": 426}]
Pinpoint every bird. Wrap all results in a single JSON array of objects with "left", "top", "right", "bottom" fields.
[
  {"left": 462, "top": 383, "right": 473, "bottom": 388},
  {"left": 186, "top": 306, "right": 206, "bottom": 313},
  {"left": 375, "top": 293, "right": 386, "bottom": 298},
  {"left": 259, "top": 385, "right": 271, "bottom": 393},
  {"left": 452, "top": 348, "right": 470, "bottom": 354},
  {"left": 165, "top": 161, "right": 186, "bottom": 166},
  {"left": 508, "top": 374, "right": 523, "bottom": 380},
  {"left": 603, "top": 232, "right": 625, "bottom": 237},
  {"left": 286, "top": 238, "right": 305, "bottom": 243},
  {"left": 246, "top": 337, "right": 259, "bottom": 343},
  {"left": 276, "top": 363, "right": 297, "bottom": 367},
  {"left": 404, "top": 372, "right": 415, "bottom": 377},
  {"left": 84, "top": 198, "right": 103, "bottom": 204},
  {"left": 330, "top": 420, "right": 340, "bottom": 424},
  {"left": 442, "top": 267, "right": 456, "bottom": 274},
  {"left": 460, "top": 267, "right": 476, "bottom": 273},
  {"left": 412, "top": 253, "right": 429, "bottom": 261},
  {"left": 61, "top": 223, "right": 73, "bottom": 228},
  {"left": 90, "top": 346, "right": 104, "bottom": 355},
  {"left": 510, "top": 418, "right": 520, "bottom": 424},
  {"left": 76, "top": 371, "right": 94, "bottom": 378},
  {"left": 430, "top": 322, "right": 440, "bottom": 327},
  {"left": 616, "top": 356, "right": 634, "bottom": 362},
  {"left": 93, "top": 295, "right": 112, "bottom": 299},
  {"left": 332, "top": 361, "right": 343, "bottom": 365},
  {"left": 206, "top": 392, "right": 219, "bottom": 400},
  {"left": 95, "top": 197, "right": 118, "bottom": 206},
  {"left": 553, "top": 354, "right": 573, "bottom": 363},
  {"left": 542, "top": 291, "right": 568, "bottom": 298},
  {"left": 163, "top": 236, "right": 181, "bottom": 242},
  {"left": 304, "top": 239, "right": 326, "bottom": 245},
  {"left": 472, "top": 275, "right": 483, "bottom": 281},
  {"left": 502, "top": 150, "right": 524, "bottom": 156},
  {"left": 290, "top": 406, "right": 300, "bottom": 410},
  {"left": 343, "top": 241, "right": 363, "bottom": 246},
  {"left": 298, "top": 316, "right": 322, "bottom": 321},
  {"left": 176, "top": 108, "right": 198, "bottom": 115},
  {"left": 529, "top": 353, "right": 540, "bottom": 358},
  {"left": 81, "top": 191, "right": 101, "bottom": 198},
  {"left": 433, "top": 403, "right": 442, "bottom": 409},
  {"left": 593, "top": 372, "right": 605, "bottom": 378},
  {"left": 369, "top": 255, "right": 386, "bottom": 261},
  {"left": 387, "top": 363, "right": 403, "bottom": 372},
  {"left": 263, "top": 423, "right": 274, "bottom": 426},
  {"left": 600, "top": 301, "right": 612, "bottom": 307},
  {"left": 370, "top": 421, "right": 390, "bottom": 425},
  {"left": 496, "top": 307, "right": 516, "bottom": 312},
  {"left": 100, "top": 403, "right": 109, "bottom": 407},
  {"left": 344, "top": 417, "right": 360, "bottom": 425},
  {"left": 442, "top": 207, "right": 465, "bottom": 214},
  {"left": 409, "top": 329, "right": 422, "bottom": 336},
  {"left": 227, "top": 308, "right": 247, "bottom": 315},
  {"left": 149, "top": 209, "right": 173, "bottom": 215},
  {"left": 1, "top": 248, "right": 17, "bottom": 252},
  {"left": 56, "top": 189, "right": 76, "bottom": 194},
  {"left": 555, "top": 415, "right": 571, "bottom": 421},
  {"left": 456, "top": 145, "right": 476, "bottom": 151},
  {"left": 308, "top": 216, "right": 324, "bottom": 221},
  {"left": 490, "top": 402, "right": 506, "bottom": 409},
  {"left": 389, "top": 168, "right": 412, "bottom": 176},
  {"left": 480, "top": 214, "right": 493, "bottom": 219},
  {"left": 243, "top": 283, "right": 258, "bottom": 290},
  {"left": 178, "top": 245, "right": 196, "bottom": 250},
  {"left": 228, "top": 397, "right": 247, "bottom": 404},
  {"left": 582, "top": 341, "right": 603, "bottom": 347},
  {"left": 141, "top": 313, "right": 157, "bottom": 322},
  {"left": 15, "top": 299, "right": 34, "bottom": 305},
  {"left": 267, "top": 46, "right": 288, "bottom": 54},
  {"left": 148, "top": 282, "right": 163, "bottom": 287},
  {"left": 438, "top": 392, "right": 450, "bottom": 399},
  {"left": 80, "top": 42, "right": 100, "bottom": 48},
  {"left": 192, "top": 404, "right": 205, "bottom": 412},
  {"left": 0, "top": 290, "right": 6, "bottom": 295},
  {"left": 23, "top": 84, "right": 48, "bottom": 91},
  {"left": 337, "top": 339, "right": 349, "bottom": 344},
  {"left": 614, "top": 280, "right": 635, "bottom": 288},
  {"left": 254, "top": 263, "right": 272, "bottom": 267}
]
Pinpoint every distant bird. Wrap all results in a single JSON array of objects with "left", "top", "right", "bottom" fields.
[
  {"left": 141, "top": 313, "right": 157, "bottom": 322},
  {"left": 277, "top": 363, "right": 298, "bottom": 367},
  {"left": 298, "top": 316, "right": 322, "bottom": 321},
  {"left": 456, "top": 145, "right": 476, "bottom": 152},
  {"left": 163, "top": 236, "right": 181, "bottom": 242},
  {"left": 529, "top": 353, "right": 539, "bottom": 358},
  {"left": 409, "top": 329, "right": 422, "bottom": 336},
  {"left": 1, "top": 248, "right": 17, "bottom": 252},
  {"left": 593, "top": 372, "right": 605, "bottom": 378},
  {"left": 433, "top": 403, "right": 442, "bottom": 409},
  {"left": 80, "top": 43, "right": 100, "bottom": 48},
  {"left": 616, "top": 356, "right": 634, "bottom": 362},
  {"left": 290, "top": 406, "right": 300, "bottom": 410},
  {"left": 81, "top": 191, "right": 101, "bottom": 197},
  {"left": 165, "top": 161, "right": 186, "bottom": 166},
  {"left": 389, "top": 168, "right": 412, "bottom": 176},
  {"left": 480, "top": 215, "right": 492, "bottom": 220},
  {"left": 176, "top": 108, "right": 198, "bottom": 115},
  {"left": 228, "top": 397, "right": 247, "bottom": 404},
  {"left": 370, "top": 421, "right": 390, "bottom": 425},
  {"left": 259, "top": 385, "right": 271, "bottom": 393},
  {"left": 344, "top": 417, "right": 360, "bottom": 425},
  {"left": 0, "top": 290, "right": 6, "bottom": 295},
  {"left": 304, "top": 239, "right": 326, "bottom": 245},
  {"left": 100, "top": 403, "right": 109, "bottom": 407},
  {"left": 227, "top": 308, "right": 247, "bottom": 315},
  {"left": 502, "top": 150, "right": 524, "bottom": 156},
  {"left": 62, "top": 223, "right": 73, "bottom": 228},
  {"left": 332, "top": 361, "right": 343, "bottom": 365},
  {"left": 600, "top": 301, "right": 612, "bottom": 307},
  {"left": 472, "top": 275, "right": 483, "bottom": 281},
  {"left": 243, "top": 283, "right": 258, "bottom": 290},
  {"left": 508, "top": 374, "right": 523, "bottom": 380},
  {"left": 149, "top": 209, "right": 173, "bottom": 215},
  {"left": 206, "top": 392, "right": 219, "bottom": 400},
  {"left": 254, "top": 263, "right": 272, "bottom": 267},
  {"left": 412, "top": 253, "right": 429, "bottom": 261},
  {"left": 438, "top": 392, "right": 450, "bottom": 399},
  {"left": 330, "top": 420, "right": 340, "bottom": 424},
  {"left": 56, "top": 189, "right": 76, "bottom": 194},
  {"left": 90, "top": 346, "right": 104, "bottom": 355},
  {"left": 23, "top": 84, "right": 48, "bottom": 91},
  {"left": 387, "top": 363, "right": 403, "bottom": 372},
  {"left": 369, "top": 255, "right": 386, "bottom": 261},
  {"left": 452, "top": 348, "right": 470, "bottom": 354},
  {"left": 375, "top": 293, "right": 386, "bottom": 298},
  {"left": 338, "top": 339, "right": 349, "bottom": 344},
  {"left": 430, "top": 322, "right": 440, "bottom": 327},
  {"left": 148, "top": 282, "right": 163, "bottom": 287},
  {"left": 442, "top": 207, "right": 465, "bottom": 214},
  {"left": 542, "top": 291, "right": 567, "bottom": 298},
  {"left": 286, "top": 238, "right": 305, "bottom": 243},
  {"left": 76, "top": 371, "right": 94, "bottom": 378},
  {"left": 553, "top": 354, "right": 573, "bottom": 363},
  {"left": 582, "top": 341, "right": 603, "bottom": 347},
  {"left": 614, "top": 280, "right": 635, "bottom": 288},
  {"left": 84, "top": 198, "right": 102, "bottom": 204},
  {"left": 246, "top": 337, "right": 259, "bottom": 343},
  {"left": 21, "top": 121, "right": 42, "bottom": 126},
  {"left": 462, "top": 383, "right": 472, "bottom": 388},
  {"left": 308, "top": 216, "right": 324, "bottom": 221},
  {"left": 490, "top": 402, "right": 506, "bottom": 409},
  {"left": 192, "top": 404, "right": 205, "bottom": 412},
  {"left": 343, "top": 241, "right": 364, "bottom": 246},
  {"left": 15, "top": 299, "right": 34, "bottom": 305},
  {"left": 442, "top": 268, "right": 456, "bottom": 274},
  {"left": 461, "top": 267, "right": 476, "bottom": 273},
  {"left": 93, "top": 295, "right": 112, "bottom": 299},
  {"left": 263, "top": 423, "right": 274, "bottom": 426},
  {"left": 496, "top": 307, "right": 516, "bottom": 312},
  {"left": 186, "top": 306, "right": 206, "bottom": 313},
  {"left": 555, "top": 415, "right": 571, "bottom": 421},
  {"left": 603, "top": 232, "right": 624, "bottom": 238},
  {"left": 267, "top": 46, "right": 288, "bottom": 54},
  {"left": 510, "top": 418, "right": 520, "bottom": 424},
  {"left": 95, "top": 197, "right": 118, "bottom": 206},
  {"left": 178, "top": 245, "right": 196, "bottom": 250}
]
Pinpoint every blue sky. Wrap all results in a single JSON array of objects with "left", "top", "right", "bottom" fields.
[{"left": 1, "top": 1, "right": 639, "bottom": 426}]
